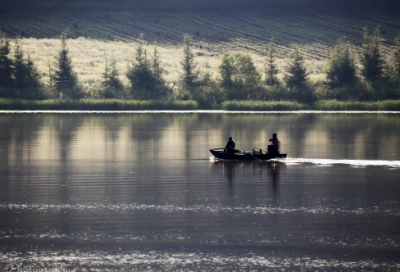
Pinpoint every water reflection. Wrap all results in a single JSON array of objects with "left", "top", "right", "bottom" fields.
[{"left": 0, "top": 113, "right": 400, "bottom": 271}]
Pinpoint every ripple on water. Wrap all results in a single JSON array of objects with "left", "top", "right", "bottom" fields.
[
  {"left": 1, "top": 202, "right": 399, "bottom": 216},
  {"left": 1, "top": 250, "right": 399, "bottom": 271}
]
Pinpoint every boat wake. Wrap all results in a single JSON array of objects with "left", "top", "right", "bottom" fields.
[{"left": 271, "top": 157, "right": 400, "bottom": 168}]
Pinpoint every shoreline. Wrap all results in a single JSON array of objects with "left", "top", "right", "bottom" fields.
[{"left": 1, "top": 110, "right": 399, "bottom": 114}]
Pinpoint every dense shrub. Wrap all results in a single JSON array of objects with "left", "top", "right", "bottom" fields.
[{"left": 219, "top": 53, "right": 261, "bottom": 100}]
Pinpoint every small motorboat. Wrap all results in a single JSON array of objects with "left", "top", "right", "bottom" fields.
[
  {"left": 209, "top": 148, "right": 256, "bottom": 160},
  {"left": 210, "top": 145, "right": 287, "bottom": 160}
]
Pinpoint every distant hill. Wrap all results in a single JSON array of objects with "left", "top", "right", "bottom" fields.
[
  {"left": 1, "top": 0, "right": 399, "bottom": 13},
  {"left": 1, "top": 10, "right": 400, "bottom": 60}
]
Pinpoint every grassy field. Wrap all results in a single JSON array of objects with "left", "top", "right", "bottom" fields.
[{"left": 1, "top": 11, "right": 400, "bottom": 93}]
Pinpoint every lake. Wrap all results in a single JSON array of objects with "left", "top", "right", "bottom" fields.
[{"left": 0, "top": 112, "right": 400, "bottom": 271}]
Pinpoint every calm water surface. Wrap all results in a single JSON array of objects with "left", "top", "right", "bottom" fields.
[{"left": 0, "top": 113, "right": 400, "bottom": 271}]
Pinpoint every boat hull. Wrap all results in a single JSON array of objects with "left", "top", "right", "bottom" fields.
[{"left": 209, "top": 148, "right": 287, "bottom": 160}]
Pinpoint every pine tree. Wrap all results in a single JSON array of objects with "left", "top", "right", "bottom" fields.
[
  {"left": 284, "top": 48, "right": 307, "bottom": 89},
  {"left": 12, "top": 37, "right": 42, "bottom": 99},
  {"left": 265, "top": 39, "right": 279, "bottom": 86},
  {"left": 361, "top": 26, "right": 384, "bottom": 81},
  {"left": 0, "top": 31, "right": 14, "bottom": 91},
  {"left": 126, "top": 34, "right": 157, "bottom": 99},
  {"left": 392, "top": 34, "right": 400, "bottom": 80},
  {"left": 102, "top": 54, "right": 110, "bottom": 87},
  {"left": 53, "top": 29, "right": 78, "bottom": 93},
  {"left": 102, "top": 55, "right": 123, "bottom": 98},
  {"left": 326, "top": 38, "right": 357, "bottom": 87},
  {"left": 108, "top": 58, "right": 123, "bottom": 90},
  {"left": 152, "top": 44, "right": 163, "bottom": 83},
  {"left": 180, "top": 34, "right": 197, "bottom": 86}
]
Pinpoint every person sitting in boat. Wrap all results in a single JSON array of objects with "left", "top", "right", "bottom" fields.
[
  {"left": 224, "top": 137, "right": 236, "bottom": 153},
  {"left": 268, "top": 133, "right": 280, "bottom": 154}
]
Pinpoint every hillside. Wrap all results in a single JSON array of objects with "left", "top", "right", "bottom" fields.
[
  {"left": 1, "top": 11, "right": 400, "bottom": 58},
  {"left": 1, "top": 10, "right": 400, "bottom": 86}
]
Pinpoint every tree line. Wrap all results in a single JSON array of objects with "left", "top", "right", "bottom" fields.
[{"left": 1, "top": 27, "right": 400, "bottom": 105}]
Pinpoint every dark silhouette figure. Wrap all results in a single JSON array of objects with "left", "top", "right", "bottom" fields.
[
  {"left": 224, "top": 137, "right": 235, "bottom": 153},
  {"left": 268, "top": 133, "right": 280, "bottom": 155}
]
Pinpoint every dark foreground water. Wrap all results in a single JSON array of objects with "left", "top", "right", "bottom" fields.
[{"left": 0, "top": 113, "right": 400, "bottom": 271}]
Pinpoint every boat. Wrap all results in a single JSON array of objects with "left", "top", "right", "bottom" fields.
[
  {"left": 209, "top": 148, "right": 257, "bottom": 160},
  {"left": 210, "top": 145, "right": 287, "bottom": 160}
]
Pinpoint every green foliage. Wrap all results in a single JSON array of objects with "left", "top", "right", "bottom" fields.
[
  {"left": 53, "top": 29, "right": 79, "bottom": 97},
  {"left": 126, "top": 34, "right": 167, "bottom": 100},
  {"left": 218, "top": 53, "right": 261, "bottom": 100},
  {"left": 102, "top": 56, "right": 123, "bottom": 91},
  {"left": 325, "top": 38, "right": 357, "bottom": 87},
  {"left": 314, "top": 100, "right": 400, "bottom": 111},
  {"left": 0, "top": 31, "right": 14, "bottom": 94},
  {"left": 12, "top": 37, "right": 43, "bottom": 99},
  {"left": 180, "top": 35, "right": 198, "bottom": 87},
  {"left": 284, "top": 48, "right": 307, "bottom": 89},
  {"left": 0, "top": 98, "right": 198, "bottom": 110},
  {"left": 219, "top": 54, "right": 235, "bottom": 88},
  {"left": 392, "top": 34, "right": 400, "bottom": 81},
  {"left": 283, "top": 48, "right": 312, "bottom": 102},
  {"left": 221, "top": 100, "right": 309, "bottom": 111},
  {"left": 152, "top": 44, "right": 164, "bottom": 83},
  {"left": 264, "top": 39, "right": 279, "bottom": 86},
  {"left": 361, "top": 26, "right": 384, "bottom": 81}
]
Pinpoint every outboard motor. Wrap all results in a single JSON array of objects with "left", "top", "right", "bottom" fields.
[{"left": 267, "top": 144, "right": 278, "bottom": 155}]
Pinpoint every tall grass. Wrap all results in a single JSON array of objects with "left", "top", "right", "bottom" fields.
[
  {"left": 1, "top": 99, "right": 400, "bottom": 111},
  {"left": 0, "top": 99, "right": 198, "bottom": 110},
  {"left": 314, "top": 100, "right": 400, "bottom": 110},
  {"left": 221, "top": 100, "right": 310, "bottom": 111}
]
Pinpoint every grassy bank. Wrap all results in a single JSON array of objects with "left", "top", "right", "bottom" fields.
[
  {"left": 314, "top": 100, "right": 400, "bottom": 111},
  {"left": 0, "top": 99, "right": 198, "bottom": 110},
  {"left": 1, "top": 99, "right": 400, "bottom": 111},
  {"left": 221, "top": 100, "right": 310, "bottom": 111}
]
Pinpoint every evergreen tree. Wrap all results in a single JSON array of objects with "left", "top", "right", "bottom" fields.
[
  {"left": 284, "top": 48, "right": 307, "bottom": 89},
  {"left": 102, "top": 56, "right": 122, "bottom": 90},
  {"left": 180, "top": 34, "right": 198, "bottom": 86},
  {"left": 126, "top": 34, "right": 159, "bottom": 99},
  {"left": 264, "top": 39, "right": 279, "bottom": 86},
  {"left": 152, "top": 44, "right": 163, "bottom": 83},
  {"left": 361, "top": 26, "right": 384, "bottom": 81},
  {"left": 0, "top": 31, "right": 14, "bottom": 92},
  {"left": 392, "top": 34, "right": 400, "bottom": 80},
  {"left": 325, "top": 38, "right": 357, "bottom": 87},
  {"left": 53, "top": 29, "right": 78, "bottom": 93},
  {"left": 13, "top": 37, "right": 42, "bottom": 98}
]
